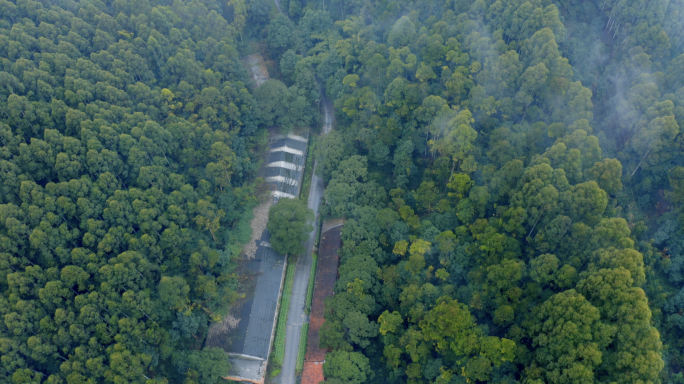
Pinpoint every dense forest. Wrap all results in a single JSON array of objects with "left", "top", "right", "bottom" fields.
[
  {"left": 0, "top": 0, "right": 321, "bottom": 381},
  {"left": 1, "top": 0, "right": 684, "bottom": 382},
  {"left": 288, "top": 0, "right": 684, "bottom": 383}
]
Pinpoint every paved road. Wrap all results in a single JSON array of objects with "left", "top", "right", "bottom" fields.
[{"left": 280, "top": 99, "right": 333, "bottom": 384}]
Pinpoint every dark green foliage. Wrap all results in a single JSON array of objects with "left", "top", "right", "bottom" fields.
[
  {"left": 323, "top": 350, "right": 373, "bottom": 384},
  {"left": 0, "top": 0, "right": 272, "bottom": 381},
  {"left": 268, "top": 13, "right": 295, "bottom": 54},
  {"left": 267, "top": 198, "right": 314, "bottom": 256},
  {"left": 3, "top": 0, "right": 684, "bottom": 380},
  {"left": 247, "top": 0, "right": 272, "bottom": 30},
  {"left": 175, "top": 347, "right": 232, "bottom": 384},
  {"left": 253, "top": 78, "right": 317, "bottom": 132}
]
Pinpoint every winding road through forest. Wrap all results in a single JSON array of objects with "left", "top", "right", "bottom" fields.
[{"left": 280, "top": 98, "right": 333, "bottom": 384}]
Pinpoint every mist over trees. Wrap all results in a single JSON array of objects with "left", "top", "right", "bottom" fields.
[
  {"left": 1, "top": 0, "right": 684, "bottom": 382},
  {"left": 269, "top": 0, "right": 684, "bottom": 382}
]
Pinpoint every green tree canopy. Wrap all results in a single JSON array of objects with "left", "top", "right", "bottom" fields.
[{"left": 267, "top": 198, "right": 314, "bottom": 255}]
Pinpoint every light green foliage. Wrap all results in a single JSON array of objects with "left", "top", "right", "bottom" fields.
[
  {"left": 447, "top": 173, "right": 474, "bottom": 199},
  {"left": 525, "top": 290, "right": 612, "bottom": 384},
  {"left": 378, "top": 310, "right": 403, "bottom": 335},
  {"left": 576, "top": 268, "right": 664, "bottom": 383},
  {"left": 406, "top": 239, "right": 430, "bottom": 275},
  {"left": 420, "top": 298, "right": 515, "bottom": 382}
]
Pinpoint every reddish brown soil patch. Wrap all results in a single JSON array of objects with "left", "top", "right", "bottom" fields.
[
  {"left": 305, "top": 224, "right": 342, "bottom": 364},
  {"left": 301, "top": 362, "right": 325, "bottom": 384}
]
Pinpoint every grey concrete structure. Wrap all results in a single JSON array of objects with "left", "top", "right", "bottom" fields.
[
  {"left": 221, "top": 232, "right": 286, "bottom": 359},
  {"left": 206, "top": 231, "right": 285, "bottom": 383},
  {"left": 263, "top": 133, "right": 309, "bottom": 199}
]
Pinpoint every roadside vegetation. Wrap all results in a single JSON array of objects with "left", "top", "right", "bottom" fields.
[
  {"left": 299, "top": 135, "right": 317, "bottom": 203},
  {"left": 305, "top": 252, "right": 318, "bottom": 313},
  {"left": 271, "top": 255, "right": 297, "bottom": 367},
  {"left": 295, "top": 322, "right": 309, "bottom": 374},
  {"left": 3, "top": 0, "right": 684, "bottom": 382}
]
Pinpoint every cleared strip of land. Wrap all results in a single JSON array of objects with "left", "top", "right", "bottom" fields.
[
  {"left": 280, "top": 99, "right": 335, "bottom": 384},
  {"left": 209, "top": 53, "right": 311, "bottom": 384}
]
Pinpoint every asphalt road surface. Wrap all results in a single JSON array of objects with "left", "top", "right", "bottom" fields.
[{"left": 280, "top": 99, "right": 333, "bottom": 384}]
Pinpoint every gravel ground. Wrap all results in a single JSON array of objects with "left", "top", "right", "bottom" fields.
[
  {"left": 242, "top": 53, "right": 273, "bottom": 260},
  {"left": 243, "top": 198, "right": 273, "bottom": 259},
  {"left": 244, "top": 54, "right": 269, "bottom": 87},
  {"left": 206, "top": 314, "right": 241, "bottom": 342}
]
